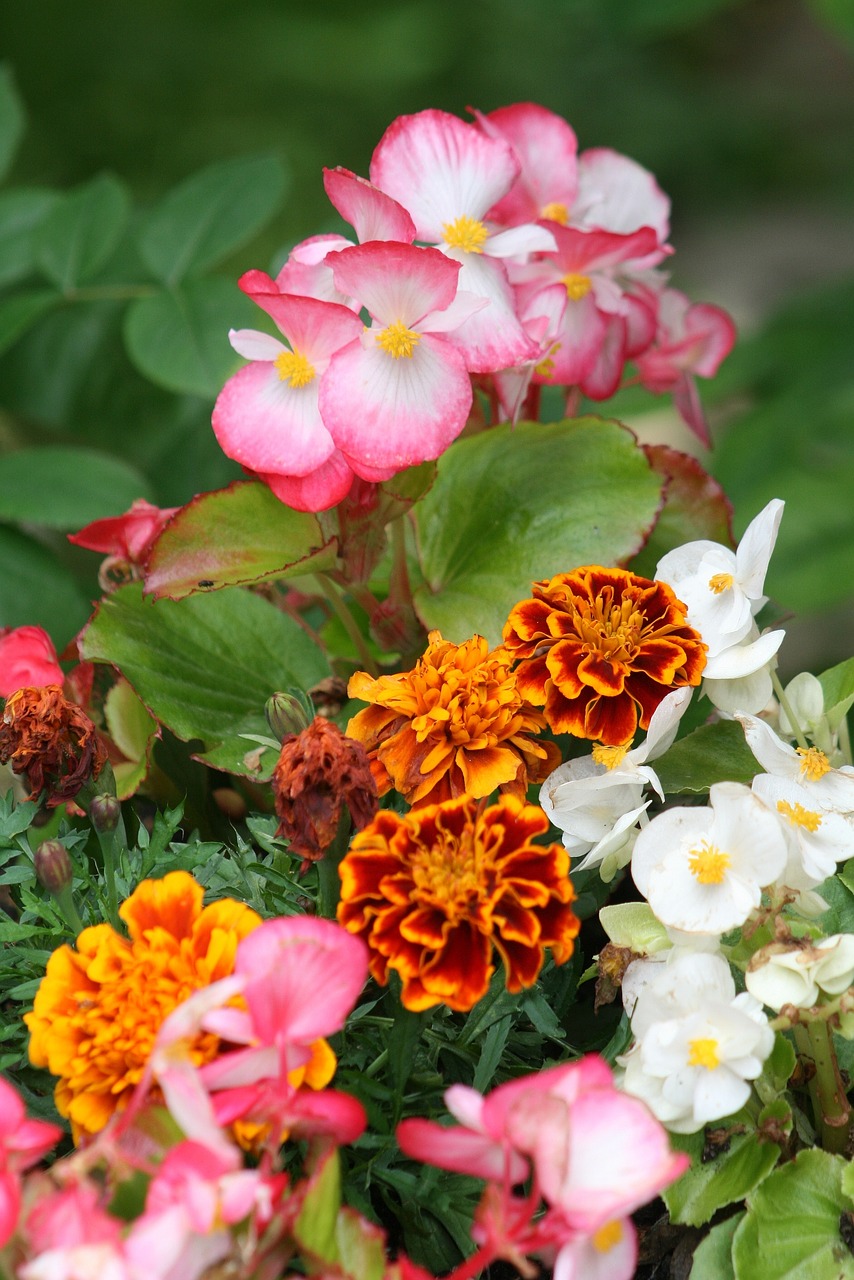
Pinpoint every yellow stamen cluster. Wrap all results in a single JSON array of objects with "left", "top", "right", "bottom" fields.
[
  {"left": 708, "top": 572, "right": 734, "bottom": 594},
  {"left": 442, "top": 214, "right": 490, "bottom": 254},
  {"left": 592, "top": 1220, "right": 624, "bottom": 1254},
  {"left": 688, "top": 840, "right": 731, "bottom": 885},
  {"left": 275, "top": 349, "right": 316, "bottom": 387},
  {"left": 797, "top": 746, "right": 832, "bottom": 782},
  {"left": 592, "top": 743, "right": 630, "bottom": 769},
  {"left": 562, "top": 272, "right": 592, "bottom": 300},
  {"left": 376, "top": 321, "right": 421, "bottom": 359},
  {"left": 687, "top": 1037, "right": 720, "bottom": 1069},
  {"left": 777, "top": 799, "right": 822, "bottom": 832},
  {"left": 540, "top": 201, "right": 569, "bottom": 225}
]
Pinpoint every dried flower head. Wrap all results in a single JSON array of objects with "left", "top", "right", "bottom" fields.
[
  {"left": 503, "top": 567, "right": 706, "bottom": 746},
  {"left": 337, "top": 794, "right": 579, "bottom": 1012},
  {"left": 25, "top": 871, "right": 262, "bottom": 1138},
  {"left": 0, "top": 685, "right": 108, "bottom": 806},
  {"left": 271, "top": 716, "right": 378, "bottom": 862},
  {"left": 347, "top": 630, "right": 560, "bottom": 806}
]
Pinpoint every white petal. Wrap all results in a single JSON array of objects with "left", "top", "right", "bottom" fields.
[{"left": 228, "top": 328, "right": 287, "bottom": 361}]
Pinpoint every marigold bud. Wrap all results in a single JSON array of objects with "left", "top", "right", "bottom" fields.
[
  {"left": 265, "top": 690, "right": 312, "bottom": 741},
  {"left": 89, "top": 793, "right": 120, "bottom": 833},
  {"left": 271, "top": 717, "right": 378, "bottom": 862},
  {"left": 34, "top": 840, "right": 73, "bottom": 894},
  {"left": 0, "top": 685, "right": 107, "bottom": 807}
]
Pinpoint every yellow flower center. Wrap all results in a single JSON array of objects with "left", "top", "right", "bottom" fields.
[
  {"left": 688, "top": 840, "right": 731, "bottom": 885},
  {"left": 688, "top": 1037, "right": 720, "bottom": 1069},
  {"left": 708, "top": 572, "right": 734, "bottom": 594},
  {"left": 540, "top": 201, "right": 569, "bottom": 225},
  {"left": 797, "top": 746, "right": 832, "bottom": 782},
  {"left": 562, "top": 272, "right": 592, "bottom": 300},
  {"left": 375, "top": 321, "right": 421, "bottom": 359},
  {"left": 592, "top": 1220, "right": 624, "bottom": 1253},
  {"left": 409, "top": 823, "right": 483, "bottom": 921},
  {"left": 574, "top": 589, "right": 645, "bottom": 663},
  {"left": 592, "top": 743, "right": 630, "bottom": 769},
  {"left": 442, "top": 214, "right": 490, "bottom": 254},
  {"left": 777, "top": 799, "right": 822, "bottom": 832},
  {"left": 274, "top": 349, "right": 316, "bottom": 388}
]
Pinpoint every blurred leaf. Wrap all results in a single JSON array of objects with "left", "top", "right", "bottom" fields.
[
  {"left": 144, "top": 480, "right": 336, "bottom": 600},
  {"left": 599, "top": 0, "right": 740, "bottom": 34},
  {"left": 103, "top": 678, "right": 158, "bottom": 800},
  {"left": 654, "top": 719, "right": 760, "bottom": 794},
  {"left": 0, "top": 189, "right": 59, "bottom": 287},
  {"left": 0, "top": 289, "right": 59, "bottom": 356},
  {"left": 413, "top": 419, "right": 662, "bottom": 645},
  {"left": 0, "top": 445, "right": 152, "bottom": 529},
  {"left": 0, "top": 525, "right": 91, "bottom": 641},
  {"left": 294, "top": 1150, "right": 340, "bottom": 1263},
  {"left": 123, "top": 278, "right": 255, "bottom": 398},
  {"left": 34, "top": 173, "right": 129, "bottom": 290},
  {"left": 79, "top": 582, "right": 330, "bottom": 777},
  {"left": 138, "top": 154, "right": 287, "bottom": 286},
  {"left": 690, "top": 1214, "right": 741, "bottom": 1280},
  {"left": 665, "top": 1115, "right": 782, "bottom": 1227},
  {"left": 810, "top": 0, "right": 854, "bottom": 44},
  {"left": 631, "top": 443, "right": 734, "bottom": 578},
  {"left": 0, "top": 65, "right": 24, "bottom": 182},
  {"left": 819, "top": 656, "right": 854, "bottom": 730}
]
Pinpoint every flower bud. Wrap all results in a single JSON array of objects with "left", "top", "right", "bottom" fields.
[
  {"left": 34, "top": 840, "right": 73, "bottom": 894},
  {"left": 265, "top": 690, "right": 312, "bottom": 741},
  {"left": 90, "top": 793, "right": 120, "bottom": 834}
]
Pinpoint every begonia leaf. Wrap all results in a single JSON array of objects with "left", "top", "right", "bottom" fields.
[
  {"left": 0, "top": 446, "right": 152, "bottom": 528},
  {"left": 79, "top": 582, "right": 330, "bottom": 778},
  {"left": 653, "top": 719, "right": 760, "bottom": 795},
  {"left": 103, "top": 678, "right": 159, "bottom": 800},
  {"left": 0, "top": 289, "right": 59, "bottom": 356},
  {"left": 34, "top": 173, "right": 129, "bottom": 290},
  {"left": 0, "top": 526, "right": 91, "bottom": 643},
  {"left": 144, "top": 480, "right": 337, "bottom": 600},
  {"left": 0, "top": 65, "right": 24, "bottom": 182},
  {"left": 335, "top": 1207, "right": 386, "bottom": 1280},
  {"left": 732, "top": 1149, "right": 854, "bottom": 1279},
  {"left": 819, "top": 656, "right": 854, "bottom": 732},
  {"left": 690, "top": 1213, "right": 741, "bottom": 1280},
  {"left": 664, "top": 1115, "right": 782, "bottom": 1227},
  {"left": 413, "top": 418, "right": 663, "bottom": 645},
  {"left": 138, "top": 153, "right": 288, "bottom": 285},
  {"left": 294, "top": 1149, "right": 341, "bottom": 1264},
  {"left": 0, "top": 189, "right": 59, "bottom": 288},
  {"left": 124, "top": 278, "right": 256, "bottom": 398},
  {"left": 630, "top": 443, "right": 734, "bottom": 578}
]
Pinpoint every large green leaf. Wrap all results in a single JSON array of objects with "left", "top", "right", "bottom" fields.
[
  {"left": 33, "top": 173, "right": 129, "bottom": 291},
  {"left": 412, "top": 418, "right": 663, "bottom": 645},
  {"left": 123, "top": 278, "right": 255, "bottom": 398},
  {"left": 0, "top": 189, "right": 59, "bottom": 288},
  {"left": 79, "top": 582, "right": 330, "bottom": 776},
  {"left": 0, "top": 289, "right": 59, "bottom": 356},
  {"left": 138, "top": 154, "right": 288, "bottom": 285},
  {"left": 690, "top": 1214, "right": 741, "bottom": 1280},
  {"left": 0, "top": 526, "right": 91, "bottom": 643},
  {"left": 0, "top": 65, "right": 24, "bottom": 182},
  {"left": 654, "top": 719, "right": 760, "bottom": 795},
  {"left": 144, "top": 481, "right": 337, "bottom": 600},
  {"left": 0, "top": 446, "right": 152, "bottom": 529},
  {"left": 665, "top": 1117, "right": 782, "bottom": 1227},
  {"left": 732, "top": 1149, "right": 854, "bottom": 1279}
]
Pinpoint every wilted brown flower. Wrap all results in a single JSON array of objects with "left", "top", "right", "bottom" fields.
[
  {"left": 0, "top": 685, "right": 107, "bottom": 806},
  {"left": 271, "top": 716, "right": 378, "bottom": 863}
]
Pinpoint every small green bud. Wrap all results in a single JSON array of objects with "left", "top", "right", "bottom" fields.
[
  {"left": 35, "top": 840, "right": 73, "bottom": 894},
  {"left": 265, "top": 690, "right": 312, "bottom": 741},
  {"left": 90, "top": 793, "right": 121, "bottom": 834}
]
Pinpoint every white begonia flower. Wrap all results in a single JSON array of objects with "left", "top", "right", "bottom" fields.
[
  {"left": 619, "top": 950, "right": 774, "bottom": 1133},
  {"left": 701, "top": 624, "right": 785, "bottom": 716},
  {"left": 737, "top": 713, "right": 854, "bottom": 813},
  {"left": 745, "top": 934, "right": 854, "bottom": 1011},
  {"left": 540, "top": 688, "right": 692, "bottom": 872},
  {"left": 777, "top": 672, "right": 826, "bottom": 742},
  {"left": 751, "top": 772, "right": 854, "bottom": 891},
  {"left": 631, "top": 781, "right": 788, "bottom": 937},
  {"left": 655, "top": 499, "right": 784, "bottom": 659}
]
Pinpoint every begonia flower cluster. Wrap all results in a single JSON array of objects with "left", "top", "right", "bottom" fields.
[{"left": 212, "top": 105, "right": 735, "bottom": 511}]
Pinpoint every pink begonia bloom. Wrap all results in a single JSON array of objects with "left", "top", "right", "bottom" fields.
[
  {"left": 0, "top": 626, "right": 64, "bottom": 697},
  {"left": 475, "top": 102, "right": 579, "bottom": 228},
  {"left": 319, "top": 241, "right": 480, "bottom": 477},
  {"left": 573, "top": 148, "right": 671, "bottom": 254},
  {"left": 212, "top": 272, "right": 365, "bottom": 511},
  {"left": 68, "top": 499, "right": 179, "bottom": 566},
  {"left": 0, "top": 1076, "right": 62, "bottom": 1247},
  {"left": 493, "top": 282, "right": 567, "bottom": 422},
  {"left": 544, "top": 1215, "right": 637, "bottom": 1280},
  {"left": 20, "top": 1182, "right": 133, "bottom": 1280},
  {"left": 370, "top": 109, "right": 552, "bottom": 372},
  {"left": 275, "top": 232, "right": 357, "bottom": 307},
  {"left": 635, "top": 288, "right": 736, "bottom": 444}
]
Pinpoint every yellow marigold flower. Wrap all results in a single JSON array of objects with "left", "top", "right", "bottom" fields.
[
  {"left": 24, "top": 871, "right": 262, "bottom": 1138},
  {"left": 346, "top": 630, "right": 561, "bottom": 806},
  {"left": 503, "top": 567, "right": 706, "bottom": 746},
  {"left": 337, "top": 794, "right": 580, "bottom": 1012}
]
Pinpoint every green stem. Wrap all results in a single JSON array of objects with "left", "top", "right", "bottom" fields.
[
  {"left": 54, "top": 883, "right": 85, "bottom": 935},
  {"left": 793, "top": 1021, "right": 851, "bottom": 1153},
  {"left": 771, "top": 669, "right": 809, "bottom": 750},
  {"left": 95, "top": 826, "right": 121, "bottom": 931},
  {"left": 316, "top": 810, "right": 352, "bottom": 920},
  {"left": 314, "top": 573, "right": 378, "bottom": 676}
]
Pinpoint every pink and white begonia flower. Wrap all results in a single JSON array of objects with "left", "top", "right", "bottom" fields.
[
  {"left": 0, "top": 626, "right": 65, "bottom": 697},
  {"left": 0, "top": 1075, "right": 62, "bottom": 1248},
  {"left": 737, "top": 713, "right": 854, "bottom": 813},
  {"left": 475, "top": 102, "right": 579, "bottom": 229},
  {"left": 20, "top": 1181, "right": 134, "bottom": 1280},
  {"left": 544, "top": 1216, "right": 637, "bottom": 1280},
  {"left": 369, "top": 109, "right": 553, "bottom": 372},
  {"left": 319, "top": 241, "right": 481, "bottom": 477},
  {"left": 493, "top": 281, "right": 568, "bottom": 421},
  {"left": 212, "top": 272, "right": 365, "bottom": 511},
  {"left": 275, "top": 233, "right": 358, "bottom": 308},
  {"left": 632, "top": 780, "right": 788, "bottom": 937},
  {"left": 573, "top": 148, "right": 671, "bottom": 257},
  {"left": 619, "top": 949, "right": 774, "bottom": 1133}
]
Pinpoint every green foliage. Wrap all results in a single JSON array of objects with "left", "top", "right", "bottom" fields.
[
  {"left": 34, "top": 173, "right": 129, "bottom": 291},
  {"left": 0, "top": 445, "right": 152, "bottom": 529},
  {"left": 653, "top": 719, "right": 760, "bottom": 794},
  {"left": 664, "top": 1114, "right": 784, "bottom": 1227}
]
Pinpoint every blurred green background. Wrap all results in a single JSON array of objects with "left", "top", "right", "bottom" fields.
[{"left": 0, "top": 0, "right": 852, "bottom": 671}]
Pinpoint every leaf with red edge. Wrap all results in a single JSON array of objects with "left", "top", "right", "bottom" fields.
[
  {"left": 144, "top": 480, "right": 337, "bottom": 600},
  {"left": 630, "top": 444, "right": 734, "bottom": 579}
]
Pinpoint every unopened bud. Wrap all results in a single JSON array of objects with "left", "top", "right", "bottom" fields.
[
  {"left": 90, "top": 793, "right": 120, "bottom": 834},
  {"left": 265, "top": 690, "right": 312, "bottom": 741},
  {"left": 35, "top": 840, "right": 73, "bottom": 894}
]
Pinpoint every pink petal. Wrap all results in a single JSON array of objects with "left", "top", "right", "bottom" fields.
[
  {"left": 323, "top": 167, "right": 415, "bottom": 244},
  {"left": 537, "top": 291, "right": 608, "bottom": 387},
  {"left": 327, "top": 241, "right": 461, "bottom": 328},
  {"left": 580, "top": 314, "right": 626, "bottom": 400},
  {"left": 0, "top": 1173, "right": 19, "bottom": 1249},
  {"left": 228, "top": 328, "right": 287, "bottom": 362},
  {"left": 683, "top": 302, "right": 737, "bottom": 377},
  {"left": 477, "top": 102, "right": 578, "bottom": 227},
  {"left": 441, "top": 251, "right": 538, "bottom": 372},
  {"left": 0, "top": 627, "right": 64, "bottom": 695},
  {"left": 235, "top": 283, "right": 363, "bottom": 362},
  {"left": 212, "top": 362, "right": 336, "bottom": 477},
  {"left": 259, "top": 451, "right": 356, "bottom": 512},
  {"left": 275, "top": 234, "right": 357, "bottom": 307},
  {"left": 575, "top": 148, "right": 671, "bottom": 243},
  {"left": 370, "top": 109, "right": 519, "bottom": 241},
  {"left": 396, "top": 1118, "right": 529, "bottom": 1183}
]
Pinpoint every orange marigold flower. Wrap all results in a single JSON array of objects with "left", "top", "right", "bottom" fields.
[
  {"left": 502, "top": 567, "right": 706, "bottom": 746},
  {"left": 24, "top": 871, "right": 262, "bottom": 1138},
  {"left": 346, "top": 631, "right": 561, "bottom": 806},
  {"left": 0, "top": 684, "right": 108, "bottom": 806},
  {"left": 337, "top": 794, "right": 579, "bottom": 1012}
]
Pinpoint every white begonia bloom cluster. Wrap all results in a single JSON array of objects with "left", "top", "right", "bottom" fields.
[
  {"left": 655, "top": 499, "right": 786, "bottom": 715},
  {"left": 745, "top": 935, "right": 854, "bottom": 1012},
  {"left": 619, "top": 950, "right": 774, "bottom": 1133},
  {"left": 539, "top": 688, "right": 691, "bottom": 878},
  {"left": 631, "top": 780, "right": 788, "bottom": 938}
]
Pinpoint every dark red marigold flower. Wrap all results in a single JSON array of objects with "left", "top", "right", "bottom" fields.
[
  {"left": 503, "top": 566, "right": 706, "bottom": 746},
  {"left": 271, "top": 716, "right": 378, "bottom": 862},
  {"left": 0, "top": 685, "right": 108, "bottom": 806},
  {"left": 337, "top": 793, "right": 579, "bottom": 1012}
]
